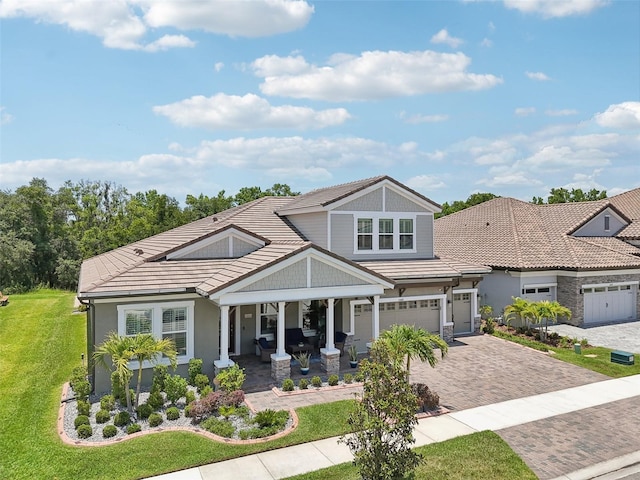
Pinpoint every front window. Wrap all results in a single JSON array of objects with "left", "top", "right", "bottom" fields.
[
  {"left": 117, "top": 301, "right": 194, "bottom": 366},
  {"left": 399, "top": 219, "right": 414, "bottom": 249},
  {"left": 260, "top": 303, "right": 277, "bottom": 334},
  {"left": 604, "top": 215, "right": 610, "bottom": 231},
  {"left": 357, "top": 218, "right": 373, "bottom": 250},
  {"left": 379, "top": 218, "right": 394, "bottom": 250}
]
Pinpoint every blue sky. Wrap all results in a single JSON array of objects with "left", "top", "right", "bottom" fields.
[{"left": 1, "top": 0, "right": 639, "bottom": 205}]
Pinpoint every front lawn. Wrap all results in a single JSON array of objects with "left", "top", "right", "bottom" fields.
[
  {"left": 284, "top": 430, "right": 537, "bottom": 480},
  {"left": 492, "top": 328, "right": 640, "bottom": 378}
]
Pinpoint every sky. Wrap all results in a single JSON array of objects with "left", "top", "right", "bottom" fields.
[{"left": 1, "top": 0, "right": 639, "bottom": 206}]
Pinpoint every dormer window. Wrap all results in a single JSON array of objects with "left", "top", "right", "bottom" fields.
[
  {"left": 355, "top": 215, "right": 416, "bottom": 253},
  {"left": 604, "top": 215, "right": 610, "bottom": 231}
]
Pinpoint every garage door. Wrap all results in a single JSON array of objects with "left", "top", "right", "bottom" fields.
[
  {"left": 380, "top": 300, "right": 440, "bottom": 335},
  {"left": 522, "top": 286, "right": 555, "bottom": 302},
  {"left": 453, "top": 293, "right": 472, "bottom": 334},
  {"left": 583, "top": 284, "right": 636, "bottom": 324},
  {"left": 353, "top": 304, "right": 373, "bottom": 353}
]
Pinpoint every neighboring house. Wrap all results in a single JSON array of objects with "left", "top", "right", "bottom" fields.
[
  {"left": 435, "top": 188, "right": 640, "bottom": 327},
  {"left": 78, "top": 176, "right": 489, "bottom": 391}
]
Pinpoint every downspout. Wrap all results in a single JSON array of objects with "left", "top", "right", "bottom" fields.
[{"left": 78, "top": 297, "right": 95, "bottom": 394}]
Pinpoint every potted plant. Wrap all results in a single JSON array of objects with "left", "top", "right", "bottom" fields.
[
  {"left": 295, "top": 352, "right": 310, "bottom": 375},
  {"left": 348, "top": 344, "right": 359, "bottom": 368}
]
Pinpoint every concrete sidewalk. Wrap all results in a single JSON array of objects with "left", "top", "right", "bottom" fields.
[{"left": 147, "top": 374, "right": 640, "bottom": 480}]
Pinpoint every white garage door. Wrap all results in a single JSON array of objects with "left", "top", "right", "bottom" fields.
[
  {"left": 379, "top": 300, "right": 440, "bottom": 335},
  {"left": 583, "top": 284, "right": 636, "bottom": 324}
]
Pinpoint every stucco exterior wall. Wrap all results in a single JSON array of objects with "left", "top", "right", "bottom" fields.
[
  {"left": 181, "top": 238, "right": 229, "bottom": 259},
  {"left": 573, "top": 209, "right": 627, "bottom": 237},
  {"left": 286, "top": 212, "right": 328, "bottom": 248},
  {"left": 479, "top": 270, "right": 521, "bottom": 317}
]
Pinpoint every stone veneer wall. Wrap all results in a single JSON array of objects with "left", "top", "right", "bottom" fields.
[
  {"left": 557, "top": 273, "right": 640, "bottom": 327},
  {"left": 443, "top": 324, "right": 454, "bottom": 343}
]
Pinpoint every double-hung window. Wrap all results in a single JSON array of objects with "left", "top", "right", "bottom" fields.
[
  {"left": 355, "top": 216, "right": 416, "bottom": 253},
  {"left": 117, "top": 301, "right": 194, "bottom": 366}
]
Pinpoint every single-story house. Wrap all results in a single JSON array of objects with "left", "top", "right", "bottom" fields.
[
  {"left": 78, "top": 176, "right": 490, "bottom": 392},
  {"left": 434, "top": 187, "right": 640, "bottom": 327}
]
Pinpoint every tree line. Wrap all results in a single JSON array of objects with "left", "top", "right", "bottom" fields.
[
  {"left": 1, "top": 177, "right": 606, "bottom": 293},
  {"left": 0, "top": 178, "right": 298, "bottom": 293}
]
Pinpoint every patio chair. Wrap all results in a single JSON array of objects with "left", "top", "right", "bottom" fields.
[
  {"left": 257, "top": 337, "right": 276, "bottom": 362},
  {"left": 335, "top": 331, "right": 348, "bottom": 355}
]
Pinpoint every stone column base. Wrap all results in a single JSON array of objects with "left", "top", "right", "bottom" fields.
[
  {"left": 473, "top": 316, "right": 482, "bottom": 334},
  {"left": 443, "top": 324, "right": 454, "bottom": 343},
  {"left": 321, "top": 348, "right": 340, "bottom": 376},
  {"left": 271, "top": 354, "right": 291, "bottom": 382}
]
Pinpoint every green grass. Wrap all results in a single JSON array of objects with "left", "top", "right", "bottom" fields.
[
  {"left": 493, "top": 329, "right": 640, "bottom": 378},
  {"left": 0, "top": 290, "right": 354, "bottom": 480},
  {"left": 285, "top": 431, "right": 537, "bottom": 480}
]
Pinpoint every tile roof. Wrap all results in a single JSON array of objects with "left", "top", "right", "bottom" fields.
[
  {"left": 359, "top": 257, "right": 491, "bottom": 281},
  {"left": 434, "top": 195, "right": 640, "bottom": 270}
]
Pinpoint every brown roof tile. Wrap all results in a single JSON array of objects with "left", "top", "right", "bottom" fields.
[{"left": 359, "top": 257, "right": 490, "bottom": 281}]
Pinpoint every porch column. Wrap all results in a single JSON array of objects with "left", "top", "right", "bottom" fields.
[
  {"left": 321, "top": 298, "right": 340, "bottom": 375},
  {"left": 471, "top": 289, "right": 480, "bottom": 333},
  {"left": 271, "top": 301, "right": 291, "bottom": 382},
  {"left": 214, "top": 305, "right": 234, "bottom": 372},
  {"left": 276, "top": 301, "right": 286, "bottom": 356},
  {"left": 372, "top": 295, "right": 380, "bottom": 339}
]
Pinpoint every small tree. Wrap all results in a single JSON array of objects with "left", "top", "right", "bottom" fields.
[
  {"left": 164, "top": 374, "right": 188, "bottom": 405},
  {"left": 130, "top": 334, "right": 177, "bottom": 407},
  {"left": 340, "top": 341, "right": 422, "bottom": 480},
  {"left": 535, "top": 300, "right": 571, "bottom": 341},
  {"left": 504, "top": 297, "right": 536, "bottom": 329},
  {"left": 379, "top": 324, "right": 448, "bottom": 383},
  {"left": 93, "top": 332, "right": 135, "bottom": 412}
]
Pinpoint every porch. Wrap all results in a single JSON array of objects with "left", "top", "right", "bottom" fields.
[{"left": 232, "top": 350, "right": 368, "bottom": 394}]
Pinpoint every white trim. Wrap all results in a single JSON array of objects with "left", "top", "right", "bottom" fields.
[
  {"left": 116, "top": 300, "right": 195, "bottom": 369},
  {"left": 306, "top": 257, "right": 312, "bottom": 288},
  {"left": 521, "top": 282, "right": 558, "bottom": 289},
  {"left": 92, "top": 293, "right": 200, "bottom": 304},
  {"left": 83, "top": 288, "right": 190, "bottom": 299},
  {"left": 452, "top": 287, "right": 478, "bottom": 334},
  {"left": 581, "top": 280, "right": 639, "bottom": 289},
  {"left": 218, "top": 284, "right": 386, "bottom": 306}
]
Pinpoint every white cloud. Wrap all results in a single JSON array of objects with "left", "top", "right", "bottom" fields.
[
  {"left": 515, "top": 107, "right": 536, "bottom": 116},
  {"left": 141, "top": 0, "right": 313, "bottom": 37},
  {"left": 526, "top": 71, "right": 551, "bottom": 81},
  {"left": 406, "top": 175, "right": 447, "bottom": 191},
  {"left": 214, "top": 62, "right": 224, "bottom": 72},
  {"left": 153, "top": 93, "right": 351, "bottom": 130},
  {"left": 253, "top": 51, "right": 503, "bottom": 101},
  {"left": 430, "top": 29, "right": 464, "bottom": 48},
  {"left": 480, "top": 38, "right": 493, "bottom": 47},
  {"left": 594, "top": 101, "right": 640, "bottom": 129},
  {"left": 400, "top": 112, "right": 449, "bottom": 124},
  {"left": 477, "top": 172, "right": 543, "bottom": 187},
  {"left": 488, "top": 21, "right": 496, "bottom": 32},
  {"left": 545, "top": 109, "right": 578, "bottom": 117},
  {"left": 0, "top": 0, "right": 312, "bottom": 50},
  {"left": 0, "top": 106, "right": 13, "bottom": 125},
  {"left": 504, "top": 0, "right": 609, "bottom": 18}
]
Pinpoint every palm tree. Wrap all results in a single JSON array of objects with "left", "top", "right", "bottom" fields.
[
  {"left": 130, "top": 334, "right": 177, "bottom": 407},
  {"left": 504, "top": 297, "right": 536, "bottom": 329},
  {"left": 536, "top": 300, "right": 572, "bottom": 340},
  {"left": 379, "top": 324, "right": 448, "bottom": 383},
  {"left": 93, "top": 332, "right": 135, "bottom": 412}
]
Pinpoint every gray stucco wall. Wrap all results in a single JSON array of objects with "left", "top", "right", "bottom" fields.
[
  {"left": 287, "top": 212, "right": 328, "bottom": 247},
  {"left": 478, "top": 270, "right": 521, "bottom": 317},
  {"left": 573, "top": 209, "right": 626, "bottom": 237},
  {"left": 181, "top": 238, "right": 228, "bottom": 259}
]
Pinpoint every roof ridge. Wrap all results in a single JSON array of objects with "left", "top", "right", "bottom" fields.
[
  {"left": 506, "top": 198, "right": 525, "bottom": 267},
  {"left": 572, "top": 236, "right": 640, "bottom": 259}
]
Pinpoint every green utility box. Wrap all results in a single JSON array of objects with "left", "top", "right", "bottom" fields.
[
  {"left": 574, "top": 344, "right": 582, "bottom": 354},
  {"left": 611, "top": 350, "right": 634, "bottom": 365}
]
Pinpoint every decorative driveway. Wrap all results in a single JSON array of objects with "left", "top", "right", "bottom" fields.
[{"left": 548, "top": 320, "right": 640, "bottom": 354}]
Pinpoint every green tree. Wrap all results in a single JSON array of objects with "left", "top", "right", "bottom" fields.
[
  {"left": 93, "top": 333, "right": 135, "bottom": 412},
  {"left": 504, "top": 297, "right": 537, "bottom": 329},
  {"left": 532, "top": 300, "right": 572, "bottom": 340},
  {"left": 379, "top": 324, "right": 448, "bottom": 383},
  {"left": 129, "top": 334, "right": 177, "bottom": 407},
  {"left": 265, "top": 183, "right": 300, "bottom": 197},
  {"left": 532, "top": 187, "right": 607, "bottom": 204},
  {"left": 438, "top": 192, "right": 499, "bottom": 217},
  {"left": 183, "top": 191, "right": 234, "bottom": 221},
  {"left": 341, "top": 341, "right": 422, "bottom": 480}
]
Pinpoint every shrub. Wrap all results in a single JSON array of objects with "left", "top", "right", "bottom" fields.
[
  {"left": 73, "top": 380, "right": 91, "bottom": 402},
  {"left": 76, "top": 400, "right": 90, "bottom": 417},
  {"left": 184, "top": 404, "right": 193, "bottom": 418},
  {"left": 69, "top": 366, "right": 87, "bottom": 389},
  {"left": 235, "top": 405, "right": 250, "bottom": 419},
  {"left": 111, "top": 370, "right": 123, "bottom": 401},
  {"left": 282, "top": 378, "right": 294, "bottom": 392},
  {"left": 188, "top": 358, "right": 203, "bottom": 385},
  {"left": 194, "top": 373, "right": 210, "bottom": 393},
  {"left": 74, "top": 415, "right": 90, "bottom": 429},
  {"left": 127, "top": 423, "right": 141, "bottom": 434},
  {"left": 354, "top": 372, "right": 364, "bottom": 382},
  {"left": 240, "top": 427, "right": 276, "bottom": 439},
  {"left": 482, "top": 317, "right": 495, "bottom": 334},
  {"left": 328, "top": 374, "right": 339, "bottom": 386},
  {"left": 166, "top": 406, "right": 180, "bottom": 420},
  {"left": 76, "top": 424, "right": 93, "bottom": 439},
  {"left": 95, "top": 409, "right": 111, "bottom": 424},
  {"left": 201, "top": 417, "right": 235, "bottom": 438},
  {"left": 343, "top": 373, "right": 353, "bottom": 384},
  {"left": 102, "top": 424, "right": 117, "bottom": 438},
  {"left": 254, "top": 409, "right": 289, "bottom": 431},
  {"left": 148, "top": 412, "right": 163, "bottom": 427},
  {"left": 152, "top": 364, "right": 168, "bottom": 393},
  {"left": 136, "top": 403, "right": 153, "bottom": 420},
  {"left": 424, "top": 389, "right": 440, "bottom": 410},
  {"left": 114, "top": 411, "right": 131, "bottom": 427},
  {"left": 188, "top": 390, "right": 245, "bottom": 422},
  {"left": 580, "top": 337, "right": 589, "bottom": 347},
  {"left": 146, "top": 391, "right": 165, "bottom": 411},
  {"left": 185, "top": 390, "right": 196, "bottom": 405},
  {"left": 215, "top": 364, "right": 246, "bottom": 392},
  {"left": 164, "top": 374, "right": 188, "bottom": 405},
  {"left": 200, "top": 385, "right": 213, "bottom": 398},
  {"left": 298, "top": 378, "right": 309, "bottom": 390},
  {"left": 225, "top": 389, "right": 245, "bottom": 407},
  {"left": 412, "top": 383, "right": 440, "bottom": 411},
  {"left": 219, "top": 405, "right": 235, "bottom": 418},
  {"left": 100, "top": 394, "right": 115, "bottom": 411},
  {"left": 311, "top": 376, "right": 322, "bottom": 388}
]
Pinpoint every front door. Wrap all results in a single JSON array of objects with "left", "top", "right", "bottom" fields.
[{"left": 219, "top": 308, "right": 239, "bottom": 356}]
